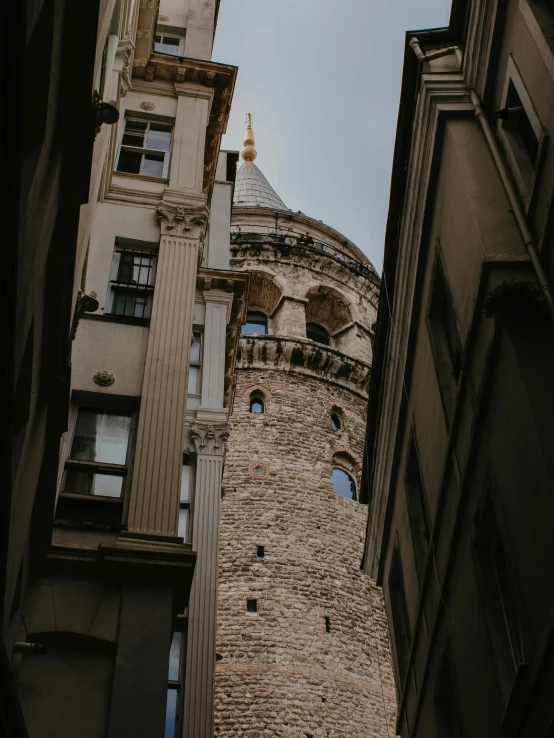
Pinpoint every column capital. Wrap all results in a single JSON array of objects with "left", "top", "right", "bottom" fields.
[
  {"left": 190, "top": 422, "right": 230, "bottom": 457},
  {"left": 156, "top": 202, "right": 209, "bottom": 241}
]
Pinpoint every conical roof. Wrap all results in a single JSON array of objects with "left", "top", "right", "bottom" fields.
[{"left": 233, "top": 160, "right": 289, "bottom": 210}]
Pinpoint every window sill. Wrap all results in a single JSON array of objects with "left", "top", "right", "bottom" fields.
[
  {"left": 113, "top": 171, "right": 169, "bottom": 185},
  {"left": 59, "top": 492, "right": 124, "bottom": 505},
  {"left": 83, "top": 313, "right": 150, "bottom": 327}
]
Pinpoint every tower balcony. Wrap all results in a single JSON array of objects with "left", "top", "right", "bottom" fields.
[{"left": 236, "top": 334, "right": 371, "bottom": 397}]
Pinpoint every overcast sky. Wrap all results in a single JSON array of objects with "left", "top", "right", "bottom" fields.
[{"left": 212, "top": 0, "right": 451, "bottom": 270}]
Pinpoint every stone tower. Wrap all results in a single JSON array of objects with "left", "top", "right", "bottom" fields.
[{"left": 215, "top": 118, "right": 396, "bottom": 737}]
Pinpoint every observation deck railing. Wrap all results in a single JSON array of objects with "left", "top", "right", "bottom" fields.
[{"left": 230, "top": 231, "right": 377, "bottom": 280}]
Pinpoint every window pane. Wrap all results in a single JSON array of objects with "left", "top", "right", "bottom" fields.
[
  {"left": 96, "top": 413, "right": 131, "bottom": 464},
  {"left": 164, "top": 688, "right": 178, "bottom": 738},
  {"left": 158, "top": 36, "right": 181, "bottom": 55},
  {"left": 71, "top": 410, "right": 131, "bottom": 464},
  {"left": 188, "top": 366, "right": 199, "bottom": 394},
  {"left": 113, "top": 291, "right": 149, "bottom": 318},
  {"left": 168, "top": 631, "right": 182, "bottom": 680},
  {"left": 147, "top": 125, "right": 172, "bottom": 152},
  {"left": 306, "top": 322, "right": 330, "bottom": 346},
  {"left": 180, "top": 465, "right": 191, "bottom": 502},
  {"left": 64, "top": 469, "right": 124, "bottom": 498},
  {"left": 250, "top": 400, "right": 264, "bottom": 414},
  {"left": 242, "top": 311, "right": 267, "bottom": 335},
  {"left": 331, "top": 413, "right": 341, "bottom": 431},
  {"left": 332, "top": 468, "right": 356, "bottom": 500},
  {"left": 141, "top": 153, "right": 165, "bottom": 177},
  {"left": 178, "top": 507, "right": 189, "bottom": 539},
  {"left": 190, "top": 333, "right": 201, "bottom": 362},
  {"left": 117, "top": 149, "right": 142, "bottom": 174},
  {"left": 117, "top": 253, "right": 153, "bottom": 285}
]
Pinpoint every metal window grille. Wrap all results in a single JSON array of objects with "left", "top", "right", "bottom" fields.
[
  {"left": 109, "top": 245, "right": 156, "bottom": 320},
  {"left": 116, "top": 118, "right": 173, "bottom": 178}
]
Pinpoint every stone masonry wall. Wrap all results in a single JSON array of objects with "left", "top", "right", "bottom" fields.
[{"left": 215, "top": 367, "right": 397, "bottom": 738}]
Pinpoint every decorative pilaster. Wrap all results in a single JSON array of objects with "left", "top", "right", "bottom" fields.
[
  {"left": 200, "top": 288, "right": 233, "bottom": 409},
  {"left": 125, "top": 203, "right": 208, "bottom": 538},
  {"left": 182, "top": 423, "right": 229, "bottom": 738},
  {"left": 170, "top": 85, "right": 214, "bottom": 192}
]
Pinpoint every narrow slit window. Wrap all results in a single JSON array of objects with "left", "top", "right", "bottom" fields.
[
  {"left": 257, "top": 545, "right": 265, "bottom": 560},
  {"left": 250, "top": 392, "right": 265, "bottom": 414},
  {"left": 247, "top": 599, "right": 257, "bottom": 615},
  {"left": 325, "top": 616, "right": 331, "bottom": 633}
]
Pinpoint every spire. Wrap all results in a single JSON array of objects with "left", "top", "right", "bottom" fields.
[
  {"left": 234, "top": 114, "right": 288, "bottom": 210},
  {"left": 241, "top": 113, "right": 257, "bottom": 161}
]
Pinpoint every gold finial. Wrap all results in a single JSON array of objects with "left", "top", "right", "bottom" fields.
[{"left": 241, "top": 113, "right": 257, "bottom": 161}]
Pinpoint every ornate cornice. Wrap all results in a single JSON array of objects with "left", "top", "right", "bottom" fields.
[
  {"left": 156, "top": 203, "right": 209, "bottom": 241},
  {"left": 190, "top": 423, "right": 230, "bottom": 457},
  {"left": 236, "top": 336, "right": 371, "bottom": 398}
]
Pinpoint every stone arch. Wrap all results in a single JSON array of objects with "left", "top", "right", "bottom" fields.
[
  {"left": 246, "top": 270, "right": 285, "bottom": 317},
  {"left": 305, "top": 285, "right": 353, "bottom": 334},
  {"left": 242, "top": 383, "right": 273, "bottom": 400},
  {"left": 330, "top": 448, "right": 360, "bottom": 475}
]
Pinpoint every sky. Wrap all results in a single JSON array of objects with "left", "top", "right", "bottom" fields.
[{"left": 212, "top": 0, "right": 451, "bottom": 271}]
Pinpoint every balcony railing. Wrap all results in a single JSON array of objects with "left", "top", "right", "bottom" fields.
[{"left": 230, "top": 232, "right": 377, "bottom": 280}]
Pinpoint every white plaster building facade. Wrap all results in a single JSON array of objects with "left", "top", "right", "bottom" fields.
[{"left": 12, "top": 3, "right": 248, "bottom": 738}]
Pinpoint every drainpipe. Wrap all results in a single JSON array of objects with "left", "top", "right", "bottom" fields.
[
  {"left": 470, "top": 89, "right": 554, "bottom": 321},
  {"left": 409, "top": 37, "right": 463, "bottom": 66}
]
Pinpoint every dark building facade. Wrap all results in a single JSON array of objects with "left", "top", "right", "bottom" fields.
[
  {"left": 363, "top": 1, "right": 554, "bottom": 737},
  {"left": 3, "top": 0, "right": 105, "bottom": 733}
]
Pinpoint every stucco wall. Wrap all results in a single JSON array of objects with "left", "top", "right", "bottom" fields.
[{"left": 216, "top": 368, "right": 396, "bottom": 737}]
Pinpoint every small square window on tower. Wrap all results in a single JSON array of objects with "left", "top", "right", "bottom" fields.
[{"left": 246, "top": 599, "right": 257, "bottom": 615}]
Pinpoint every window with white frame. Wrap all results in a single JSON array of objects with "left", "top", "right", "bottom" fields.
[
  {"left": 116, "top": 118, "right": 173, "bottom": 178},
  {"left": 63, "top": 408, "right": 132, "bottom": 499},
  {"left": 496, "top": 57, "right": 546, "bottom": 207},
  {"left": 154, "top": 32, "right": 185, "bottom": 56},
  {"left": 179, "top": 454, "right": 193, "bottom": 543},
  {"left": 107, "top": 242, "right": 157, "bottom": 320},
  {"left": 188, "top": 332, "right": 202, "bottom": 395}
]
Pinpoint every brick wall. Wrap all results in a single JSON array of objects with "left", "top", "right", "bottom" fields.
[{"left": 215, "top": 368, "right": 397, "bottom": 737}]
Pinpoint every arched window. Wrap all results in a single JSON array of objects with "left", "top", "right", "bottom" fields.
[
  {"left": 242, "top": 311, "right": 267, "bottom": 335},
  {"left": 331, "top": 413, "right": 341, "bottom": 431},
  {"left": 306, "top": 322, "right": 330, "bottom": 346},
  {"left": 250, "top": 392, "right": 265, "bottom": 414},
  {"left": 332, "top": 468, "right": 357, "bottom": 501}
]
